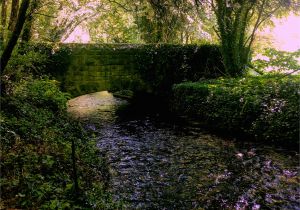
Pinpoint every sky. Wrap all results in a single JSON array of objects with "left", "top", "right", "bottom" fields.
[
  {"left": 262, "top": 13, "right": 300, "bottom": 52},
  {"left": 64, "top": 25, "right": 91, "bottom": 43}
]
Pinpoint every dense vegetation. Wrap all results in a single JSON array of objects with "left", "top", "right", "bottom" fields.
[
  {"left": 107, "top": 43, "right": 224, "bottom": 96},
  {"left": 135, "top": 44, "right": 223, "bottom": 93},
  {"left": 0, "top": 49, "right": 120, "bottom": 209},
  {"left": 172, "top": 75, "right": 299, "bottom": 145},
  {"left": 1, "top": 0, "right": 299, "bottom": 75}
]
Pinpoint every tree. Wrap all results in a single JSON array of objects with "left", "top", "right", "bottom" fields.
[
  {"left": 8, "top": 0, "right": 20, "bottom": 31},
  {"left": 28, "top": 0, "right": 106, "bottom": 43},
  {"left": 1, "top": 0, "right": 8, "bottom": 44},
  {"left": 135, "top": 0, "right": 195, "bottom": 43},
  {"left": 21, "top": 0, "right": 40, "bottom": 42},
  {"left": 24, "top": 0, "right": 210, "bottom": 44},
  {"left": 0, "top": 0, "right": 30, "bottom": 73},
  {"left": 89, "top": 2, "right": 141, "bottom": 43},
  {"left": 89, "top": 0, "right": 207, "bottom": 44},
  {"left": 196, "top": 0, "right": 295, "bottom": 77}
]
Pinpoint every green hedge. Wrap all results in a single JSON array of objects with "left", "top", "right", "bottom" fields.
[
  {"left": 172, "top": 76, "right": 300, "bottom": 144},
  {"left": 15, "top": 43, "right": 224, "bottom": 97},
  {"left": 35, "top": 43, "right": 224, "bottom": 96},
  {"left": 135, "top": 44, "right": 224, "bottom": 96}
]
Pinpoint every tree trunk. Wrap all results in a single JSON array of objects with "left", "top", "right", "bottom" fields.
[
  {"left": 21, "top": 0, "right": 38, "bottom": 42},
  {"left": 0, "top": 0, "right": 30, "bottom": 74},
  {"left": 185, "top": 31, "right": 189, "bottom": 44},
  {"left": 21, "top": 14, "right": 32, "bottom": 42},
  {"left": 8, "top": 0, "right": 19, "bottom": 31},
  {"left": 1, "top": 0, "right": 7, "bottom": 44}
]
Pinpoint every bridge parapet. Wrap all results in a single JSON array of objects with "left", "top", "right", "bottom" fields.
[
  {"left": 58, "top": 44, "right": 143, "bottom": 96},
  {"left": 52, "top": 44, "right": 223, "bottom": 97}
]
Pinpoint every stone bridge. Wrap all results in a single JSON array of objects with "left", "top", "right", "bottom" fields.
[
  {"left": 54, "top": 44, "right": 223, "bottom": 97},
  {"left": 57, "top": 44, "right": 143, "bottom": 96}
]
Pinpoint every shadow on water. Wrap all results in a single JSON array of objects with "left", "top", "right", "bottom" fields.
[{"left": 68, "top": 91, "right": 300, "bottom": 210}]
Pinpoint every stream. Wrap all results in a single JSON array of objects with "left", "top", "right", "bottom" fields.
[{"left": 68, "top": 91, "right": 299, "bottom": 210}]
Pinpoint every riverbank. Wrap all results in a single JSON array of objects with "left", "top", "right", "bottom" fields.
[
  {"left": 66, "top": 91, "right": 299, "bottom": 209},
  {"left": 0, "top": 78, "right": 120, "bottom": 209},
  {"left": 172, "top": 75, "right": 300, "bottom": 146}
]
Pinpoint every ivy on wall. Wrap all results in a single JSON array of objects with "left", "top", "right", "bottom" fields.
[{"left": 38, "top": 43, "right": 224, "bottom": 96}]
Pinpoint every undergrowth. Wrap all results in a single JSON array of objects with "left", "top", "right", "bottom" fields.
[
  {"left": 172, "top": 75, "right": 300, "bottom": 145},
  {"left": 0, "top": 46, "right": 121, "bottom": 209}
]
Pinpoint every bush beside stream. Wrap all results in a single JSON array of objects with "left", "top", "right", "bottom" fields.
[
  {"left": 0, "top": 48, "right": 120, "bottom": 209},
  {"left": 172, "top": 75, "right": 300, "bottom": 145},
  {"left": 0, "top": 78, "right": 121, "bottom": 209}
]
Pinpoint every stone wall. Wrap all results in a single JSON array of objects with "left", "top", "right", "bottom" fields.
[
  {"left": 60, "top": 44, "right": 142, "bottom": 96},
  {"left": 53, "top": 44, "right": 223, "bottom": 97}
]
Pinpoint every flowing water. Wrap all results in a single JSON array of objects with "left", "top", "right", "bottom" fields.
[{"left": 68, "top": 91, "right": 299, "bottom": 210}]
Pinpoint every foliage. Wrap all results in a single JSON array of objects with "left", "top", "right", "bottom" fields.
[
  {"left": 1, "top": 43, "right": 120, "bottom": 209},
  {"left": 252, "top": 48, "right": 300, "bottom": 74},
  {"left": 36, "top": 43, "right": 223, "bottom": 97},
  {"left": 1, "top": 0, "right": 213, "bottom": 44},
  {"left": 172, "top": 75, "right": 300, "bottom": 144},
  {"left": 91, "top": 0, "right": 213, "bottom": 44},
  {"left": 194, "top": 0, "right": 296, "bottom": 77},
  {"left": 89, "top": 1, "right": 141, "bottom": 43},
  {"left": 6, "top": 46, "right": 49, "bottom": 74},
  {"left": 135, "top": 43, "right": 224, "bottom": 97},
  {"left": 46, "top": 44, "right": 72, "bottom": 77},
  {"left": 13, "top": 78, "right": 69, "bottom": 111},
  {"left": 28, "top": 0, "right": 107, "bottom": 42},
  {"left": 0, "top": 78, "right": 120, "bottom": 209},
  {"left": 2, "top": 0, "right": 297, "bottom": 46},
  {"left": 134, "top": 0, "right": 195, "bottom": 43},
  {"left": 2, "top": 44, "right": 50, "bottom": 95},
  {"left": 2, "top": 42, "right": 73, "bottom": 91}
]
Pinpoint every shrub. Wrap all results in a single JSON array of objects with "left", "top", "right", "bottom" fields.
[
  {"left": 0, "top": 78, "right": 119, "bottom": 209},
  {"left": 13, "top": 78, "right": 69, "bottom": 112},
  {"left": 172, "top": 75, "right": 300, "bottom": 144},
  {"left": 1, "top": 44, "right": 52, "bottom": 96},
  {"left": 41, "top": 43, "right": 224, "bottom": 97},
  {"left": 135, "top": 44, "right": 224, "bottom": 96},
  {"left": 1, "top": 44, "right": 119, "bottom": 208}
]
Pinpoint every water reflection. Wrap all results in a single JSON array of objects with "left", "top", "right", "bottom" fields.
[{"left": 68, "top": 92, "right": 299, "bottom": 209}]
